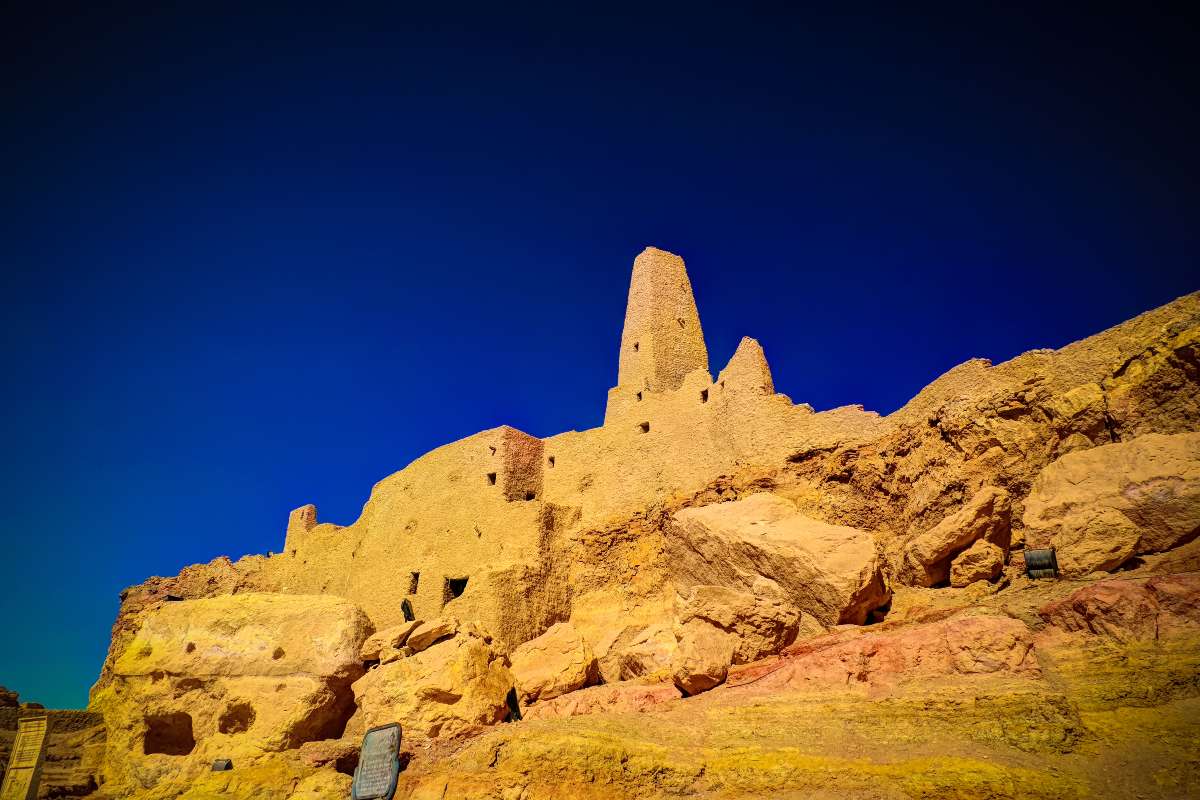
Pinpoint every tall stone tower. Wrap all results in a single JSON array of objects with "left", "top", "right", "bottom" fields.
[{"left": 606, "top": 247, "right": 710, "bottom": 421}]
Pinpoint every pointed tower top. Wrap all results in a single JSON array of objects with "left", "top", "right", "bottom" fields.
[
  {"left": 616, "top": 247, "right": 709, "bottom": 393},
  {"left": 717, "top": 336, "right": 774, "bottom": 395}
]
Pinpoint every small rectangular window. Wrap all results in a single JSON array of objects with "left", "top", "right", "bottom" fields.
[
  {"left": 487, "top": 472, "right": 497, "bottom": 485},
  {"left": 547, "top": 455, "right": 555, "bottom": 468},
  {"left": 701, "top": 389, "right": 709, "bottom": 403}
]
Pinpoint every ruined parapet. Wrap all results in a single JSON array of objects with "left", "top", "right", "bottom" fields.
[
  {"left": 715, "top": 337, "right": 775, "bottom": 398},
  {"left": 283, "top": 504, "right": 318, "bottom": 555},
  {"left": 606, "top": 248, "right": 709, "bottom": 423},
  {"left": 487, "top": 426, "right": 545, "bottom": 502}
]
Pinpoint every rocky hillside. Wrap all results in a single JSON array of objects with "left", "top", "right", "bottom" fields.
[{"left": 24, "top": 249, "right": 1197, "bottom": 799}]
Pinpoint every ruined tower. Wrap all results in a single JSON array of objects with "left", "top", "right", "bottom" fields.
[{"left": 606, "top": 247, "right": 710, "bottom": 421}]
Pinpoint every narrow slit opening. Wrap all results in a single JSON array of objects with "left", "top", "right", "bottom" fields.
[
  {"left": 443, "top": 576, "right": 469, "bottom": 605},
  {"left": 487, "top": 472, "right": 497, "bottom": 486}
]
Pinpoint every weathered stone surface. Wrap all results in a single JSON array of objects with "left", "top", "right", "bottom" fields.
[
  {"left": 521, "top": 680, "right": 681, "bottom": 721},
  {"left": 898, "top": 486, "right": 1011, "bottom": 587},
  {"left": 675, "top": 583, "right": 800, "bottom": 664},
  {"left": 509, "top": 622, "right": 597, "bottom": 704},
  {"left": 668, "top": 492, "right": 889, "bottom": 625},
  {"left": 671, "top": 619, "right": 735, "bottom": 695},
  {"left": 90, "top": 593, "right": 370, "bottom": 796},
  {"left": 350, "top": 625, "right": 514, "bottom": 744},
  {"left": 762, "top": 614, "right": 1040, "bottom": 691},
  {"left": 1023, "top": 432, "right": 1200, "bottom": 575},
  {"left": 1039, "top": 574, "right": 1200, "bottom": 643},
  {"left": 569, "top": 590, "right": 678, "bottom": 684},
  {"left": 407, "top": 617, "right": 459, "bottom": 653},
  {"left": 950, "top": 539, "right": 1005, "bottom": 587},
  {"left": 0, "top": 687, "right": 16, "bottom": 707},
  {"left": 360, "top": 619, "right": 422, "bottom": 662}
]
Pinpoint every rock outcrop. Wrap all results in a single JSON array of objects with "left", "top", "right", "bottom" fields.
[
  {"left": 90, "top": 593, "right": 370, "bottom": 795},
  {"left": 667, "top": 492, "right": 889, "bottom": 625},
  {"left": 350, "top": 623, "right": 514, "bottom": 744},
  {"left": 509, "top": 622, "right": 597, "bottom": 704},
  {"left": 898, "top": 486, "right": 1011, "bottom": 586},
  {"left": 1023, "top": 432, "right": 1200, "bottom": 575}
]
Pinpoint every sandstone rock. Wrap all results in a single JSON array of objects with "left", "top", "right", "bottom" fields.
[
  {"left": 898, "top": 486, "right": 1011, "bottom": 587},
  {"left": 0, "top": 687, "right": 16, "bottom": 707},
  {"left": 758, "top": 614, "right": 1040, "bottom": 692},
  {"left": 1039, "top": 574, "right": 1200, "bottom": 643},
  {"left": 671, "top": 618, "right": 735, "bottom": 695},
  {"left": 949, "top": 539, "right": 1005, "bottom": 587},
  {"left": 678, "top": 583, "right": 798, "bottom": 660},
  {"left": 610, "top": 623, "right": 677, "bottom": 681},
  {"left": 1023, "top": 432, "right": 1200, "bottom": 575},
  {"left": 667, "top": 492, "right": 889, "bottom": 625},
  {"left": 522, "top": 680, "right": 681, "bottom": 721},
  {"left": 509, "top": 622, "right": 598, "bottom": 704},
  {"left": 407, "top": 617, "right": 459, "bottom": 653},
  {"left": 350, "top": 625, "right": 514, "bottom": 743},
  {"left": 91, "top": 593, "right": 371, "bottom": 795},
  {"left": 569, "top": 590, "right": 678, "bottom": 683},
  {"left": 360, "top": 620, "right": 422, "bottom": 662}
]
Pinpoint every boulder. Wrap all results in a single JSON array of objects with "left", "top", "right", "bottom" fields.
[
  {"left": 667, "top": 493, "right": 889, "bottom": 625},
  {"left": 671, "top": 619, "right": 735, "bottom": 695},
  {"left": 898, "top": 486, "right": 1011, "bottom": 587},
  {"left": 407, "top": 617, "right": 459, "bottom": 653},
  {"left": 0, "top": 686, "right": 17, "bottom": 707},
  {"left": 1023, "top": 432, "right": 1200, "bottom": 575},
  {"left": 949, "top": 540, "right": 1005, "bottom": 587},
  {"left": 569, "top": 590, "right": 678, "bottom": 683},
  {"left": 350, "top": 625, "right": 514, "bottom": 744},
  {"left": 509, "top": 622, "right": 598, "bottom": 704},
  {"left": 676, "top": 583, "right": 800, "bottom": 664},
  {"left": 360, "top": 620, "right": 422, "bottom": 662},
  {"left": 90, "top": 593, "right": 371, "bottom": 795}
]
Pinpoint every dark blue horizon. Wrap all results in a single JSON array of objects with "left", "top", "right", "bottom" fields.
[{"left": 1, "top": 4, "right": 1196, "bottom": 708}]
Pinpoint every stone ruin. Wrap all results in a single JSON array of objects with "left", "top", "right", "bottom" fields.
[{"left": 39, "top": 246, "right": 1200, "bottom": 798}]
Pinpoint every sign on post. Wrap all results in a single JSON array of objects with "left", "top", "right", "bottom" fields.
[
  {"left": 0, "top": 715, "right": 49, "bottom": 800},
  {"left": 351, "top": 723, "right": 402, "bottom": 800}
]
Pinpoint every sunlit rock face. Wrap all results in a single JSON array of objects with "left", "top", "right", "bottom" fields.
[{"left": 85, "top": 247, "right": 1200, "bottom": 799}]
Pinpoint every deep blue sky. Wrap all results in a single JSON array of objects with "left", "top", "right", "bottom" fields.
[{"left": 1, "top": 5, "right": 1196, "bottom": 708}]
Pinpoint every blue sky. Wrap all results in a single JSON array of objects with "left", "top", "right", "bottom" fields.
[{"left": 1, "top": 4, "right": 1196, "bottom": 707}]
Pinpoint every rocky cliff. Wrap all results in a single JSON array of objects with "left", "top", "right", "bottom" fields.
[{"left": 52, "top": 247, "right": 1200, "bottom": 798}]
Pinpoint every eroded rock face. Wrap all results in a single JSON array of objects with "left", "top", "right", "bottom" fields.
[
  {"left": 1023, "top": 432, "right": 1200, "bottom": 575},
  {"left": 898, "top": 486, "right": 1011, "bottom": 587},
  {"left": 360, "top": 620, "right": 422, "bottom": 662},
  {"left": 350, "top": 624, "right": 514, "bottom": 743},
  {"left": 750, "top": 614, "right": 1040, "bottom": 693},
  {"left": 90, "top": 593, "right": 371, "bottom": 796},
  {"left": 1039, "top": 574, "right": 1200, "bottom": 643},
  {"left": 521, "top": 680, "right": 681, "bottom": 721},
  {"left": 667, "top": 493, "right": 889, "bottom": 625},
  {"left": 950, "top": 539, "right": 1005, "bottom": 587},
  {"left": 509, "top": 622, "right": 598, "bottom": 704}
]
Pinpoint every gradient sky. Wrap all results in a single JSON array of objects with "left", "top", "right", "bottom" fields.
[{"left": 1, "top": 5, "right": 1196, "bottom": 708}]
